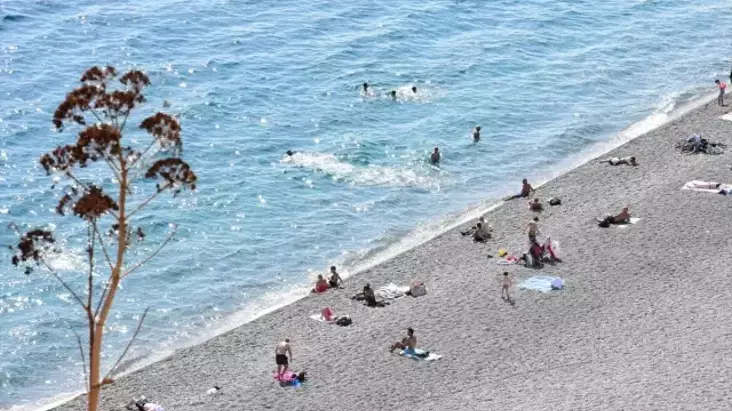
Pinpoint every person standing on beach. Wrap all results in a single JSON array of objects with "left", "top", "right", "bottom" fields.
[
  {"left": 501, "top": 272, "right": 512, "bottom": 300},
  {"left": 275, "top": 339, "right": 292, "bottom": 377},
  {"left": 472, "top": 126, "right": 481, "bottom": 143},
  {"left": 526, "top": 217, "right": 540, "bottom": 242},
  {"left": 715, "top": 79, "right": 727, "bottom": 106},
  {"left": 430, "top": 147, "right": 440, "bottom": 165}
]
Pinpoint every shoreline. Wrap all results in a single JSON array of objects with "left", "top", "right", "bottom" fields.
[{"left": 21, "top": 90, "right": 727, "bottom": 411}]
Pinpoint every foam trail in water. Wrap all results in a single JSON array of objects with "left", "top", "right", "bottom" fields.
[{"left": 281, "top": 152, "right": 441, "bottom": 189}]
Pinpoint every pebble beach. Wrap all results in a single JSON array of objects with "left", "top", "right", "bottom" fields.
[{"left": 51, "top": 97, "right": 732, "bottom": 411}]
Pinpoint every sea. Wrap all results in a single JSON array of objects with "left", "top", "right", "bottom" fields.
[{"left": 1, "top": 0, "right": 731, "bottom": 408}]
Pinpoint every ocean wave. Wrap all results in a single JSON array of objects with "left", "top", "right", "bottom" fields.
[{"left": 281, "top": 152, "right": 441, "bottom": 190}]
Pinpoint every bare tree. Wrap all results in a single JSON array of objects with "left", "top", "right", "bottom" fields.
[{"left": 9, "top": 66, "right": 197, "bottom": 411}]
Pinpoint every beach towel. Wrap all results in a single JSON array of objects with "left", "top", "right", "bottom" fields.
[
  {"left": 398, "top": 348, "right": 442, "bottom": 361},
  {"left": 375, "top": 283, "right": 410, "bottom": 300},
  {"left": 497, "top": 255, "right": 518, "bottom": 265},
  {"left": 719, "top": 113, "right": 732, "bottom": 122},
  {"left": 309, "top": 313, "right": 332, "bottom": 323},
  {"left": 616, "top": 218, "right": 641, "bottom": 229},
  {"left": 273, "top": 371, "right": 304, "bottom": 387},
  {"left": 519, "top": 275, "right": 564, "bottom": 293},
  {"left": 682, "top": 180, "right": 732, "bottom": 195}
]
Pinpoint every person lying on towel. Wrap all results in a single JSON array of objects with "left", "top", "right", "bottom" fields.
[
  {"left": 599, "top": 156, "right": 637, "bottom": 166},
  {"left": 598, "top": 207, "right": 630, "bottom": 227}
]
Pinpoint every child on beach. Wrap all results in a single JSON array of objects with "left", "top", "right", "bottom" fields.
[
  {"left": 275, "top": 339, "right": 293, "bottom": 377},
  {"left": 716, "top": 79, "right": 727, "bottom": 106},
  {"left": 501, "top": 272, "right": 512, "bottom": 300},
  {"left": 328, "top": 266, "right": 343, "bottom": 288}
]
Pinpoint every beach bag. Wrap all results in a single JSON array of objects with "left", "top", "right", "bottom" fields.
[
  {"left": 549, "top": 198, "right": 561, "bottom": 206},
  {"left": 335, "top": 316, "right": 352, "bottom": 326},
  {"left": 410, "top": 281, "right": 427, "bottom": 297}
]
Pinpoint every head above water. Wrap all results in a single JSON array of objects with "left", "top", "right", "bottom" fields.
[
  {"left": 363, "top": 82, "right": 368, "bottom": 90},
  {"left": 407, "top": 328, "right": 414, "bottom": 336},
  {"left": 411, "top": 86, "right": 417, "bottom": 93},
  {"left": 286, "top": 150, "right": 294, "bottom": 156},
  {"left": 475, "top": 126, "right": 481, "bottom": 131},
  {"left": 390, "top": 90, "right": 397, "bottom": 98},
  {"left": 434, "top": 147, "right": 439, "bottom": 152}
]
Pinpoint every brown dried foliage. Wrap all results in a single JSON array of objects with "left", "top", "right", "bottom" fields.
[
  {"left": 145, "top": 158, "right": 197, "bottom": 194},
  {"left": 139, "top": 113, "right": 182, "bottom": 154},
  {"left": 56, "top": 186, "right": 118, "bottom": 220},
  {"left": 11, "top": 230, "right": 56, "bottom": 274}
]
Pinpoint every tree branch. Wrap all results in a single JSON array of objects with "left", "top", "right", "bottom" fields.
[
  {"left": 126, "top": 183, "right": 171, "bottom": 220},
  {"left": 40, "top": 259, "right": 87, "bottom": 311},
  {"left": 87, "top": 224, "right": 95, "bottom": 311},
  {"left": 103, "top": 306, "right": 149, "bottom": 382},
  {"left": 73, "top": 329, "right": 90, "bottom": 393},
  {"left": 128, "top": 142, "right": 161, "bottom": 183},
  {"left": 122, "top": 230, "right": 175, "bottom": 279},
  {"left": 93, "top": 221, "right": 114, "bottom": 272},
  {"left": 65, "top": 172, "right": 91, "bottom": 194}
]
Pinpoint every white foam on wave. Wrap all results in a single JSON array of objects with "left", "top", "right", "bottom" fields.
[{"left": 281, "top": 152, "right": 441, "bottom": 189}]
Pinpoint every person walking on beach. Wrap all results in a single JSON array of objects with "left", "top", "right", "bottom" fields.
[
  {"left": 526, "top": 217, "right": 540, "bottom": 242},
  {"left": 472, "top": 126, "right": 481, "bottom": 143},
  {"left": 275, "top": 339, "right": 292, "bottom": 377},
  {"left": 716, "top": 79, "right": 727, "bottom": 106},
  {"left": 501, "top": 272, "right": 512, "bottom": 300},
  {"left": 430, "top": 147, "right": 440, "bottom": 165}
]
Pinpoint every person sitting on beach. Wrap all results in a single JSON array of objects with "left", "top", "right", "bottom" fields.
[
  {"left": 509, "top": 179, "right": 535, "bottom": 199},
  {"left": 390, "top": 328, "right": 429, "bottom": 357},
  {"left": 528, "top": 198, "right": 543, "bottom": 212},
  {"left": 363, "top": 283, "right": 386, "bottom": 307},
  {"left": 430, "top": 147, "right": 440, "bottom": 165},
  {"left": 472, "top": 126, "right": 481, "bottom": 143},
  {"left": 600, "top": 156, "right": 637, "bottom": 166},
  {"left": 473, "top": 223, "right": 491, "bottom": 243},
  {"left": 313, "top": 275, "right": 330, "bottom": 293},
  {"left": 598, "top": 207, "right": 631, "bottom": 227},
  {"left": 127, "top": 398, "right": 164, "bottom": 411},
  {"left": 328, "top": 266, "right": 343, "bottom": 288},
  {"left": 461, "top": 217, "right": 486, "bottom": 236},
  {"left": 275, "top": 339, "right": 293, "bottom": 377}
]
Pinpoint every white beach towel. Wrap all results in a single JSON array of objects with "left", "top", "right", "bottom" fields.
[
  {"left": 616, "top": 218, "right": 641, "bottom": 229},
  {"left": 398, "top": 348, "right": 442, "bottom": 361},
  {"left": 682, "top": 180, "right": 732, "bottom": 195},
  {"left": 519, "top": 275, "right": 564, "bottom": 293},
  {"left": 719, "top": 113, "right": 732, "bottom": 122},
  {"left": 375, "top": 283, "right": 410, "bottom": 300},
  {"left": 309, "top": 314, "right": 332, "bottom": 323}
]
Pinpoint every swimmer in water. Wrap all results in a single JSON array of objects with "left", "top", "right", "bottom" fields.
[
  {"left": 472, "top": 126, "right": 481, "bottom": 143},
  {"left": 286, "top": 150, "right": 296, "bottom": 156},
  {"left": 363, "top": 82, "right": 369, "bottom": 93},
  {"left": 411, "top": 86, "right": 417, "bottom": 93},
  {"left": 430, "top": 147, "right": 440, "bottom": 164}
]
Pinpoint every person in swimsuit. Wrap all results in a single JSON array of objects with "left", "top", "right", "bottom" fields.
[
  {"left": 716, "top": 79, "right": 727, "bottom": 106},
  {"left": 275, "top": 339, "right": 292, "bottom": 376},
  {"left": 430, "top": 147, "right": 440, "bottom": 165},
  {"left": 612, "top": 207, "right": 630, "bottom": 224},
  {"left": 510, "top": 179, "right": 535, "bottom": 199},
  {"left": 528, "top": 198, "right": 543, "bottom": 212},
  {"left": 328, "top": 266, "right": 343, "bottom": 288},
  {"left": 600, "top": 156, "right": 637, "bottom": 166},
  {"left": 390, "top": 90, "right": 397, "bottom": 100},
  {"left": 501, "top": 272, "right": 512, "bottom": 300},
  {"left": 313, "top": 275, "right": 329, "bottom": 293},
  {"left": 472, "top": 126, "right": 481, "bottom": 143},
  {"left": 390, "top": 328, "right": 417, "bottom": 353},
  {"left": 526, "top": 217, "right": 540, "bottom": 242}
]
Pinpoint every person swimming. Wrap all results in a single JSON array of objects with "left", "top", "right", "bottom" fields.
[
  {"left": 472, "top": 126, "right": 481, "bottom": 142},
  {"left": 363, "top": 82, "right": 369, "bottom": 93},
  {"left": 411, "top": 86, "right": 417, "bottom": 93},
  {"left": 286, "top": 150, "right": 295, "bottom": 156},
  {"left": 430, "top": 147, "right": 440, "bottom": 164},
  {"left": 390, "top": 90, "right": 397, "bottom": 100}
]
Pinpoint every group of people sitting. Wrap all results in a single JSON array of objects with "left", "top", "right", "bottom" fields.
[
  {"left": 313, "top": 266, "right": 343, "bottom": 293},
  {"left": 461, "top": 216, "right": 493, "bottom": 242}
]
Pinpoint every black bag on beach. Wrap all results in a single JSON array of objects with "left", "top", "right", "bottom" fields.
[{"left": 335, "top": 316, "right": 352, "bottom": 326}]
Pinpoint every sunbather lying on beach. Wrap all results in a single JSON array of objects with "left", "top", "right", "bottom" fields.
[
  {"left": 126, "top": 398, "right": 164, "bottom": 411},
  {"left": 313, "top": 275, "right": 330, "bottom": 293},
  {"left": 389, "top": 328, "right": 427, "bottom": 357},
  {"left": 328, "top": 266, "right": 343, "bottom": 288},
  {"left": 599, "top": 156, "right": 637, "bottom": 166},
  {"left": 528, "top": 198, "right": 543, "bottom": 212},
  {"left": 598, "top": 207, "right": 631, "bottom": 227}
]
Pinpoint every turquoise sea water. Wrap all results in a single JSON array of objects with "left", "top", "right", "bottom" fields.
[{"left": 1, "top": 0, "right": 731, "bottom": 407}]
